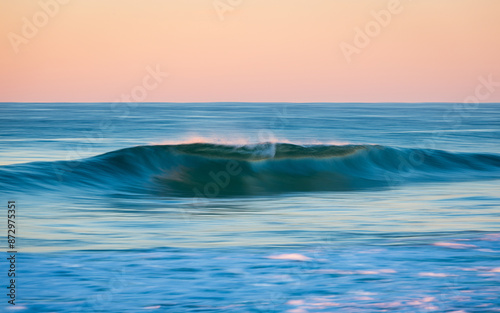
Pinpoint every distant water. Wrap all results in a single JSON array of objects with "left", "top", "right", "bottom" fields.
[{"left": 1, "top": 103, "right": 499, "bottom": 312}]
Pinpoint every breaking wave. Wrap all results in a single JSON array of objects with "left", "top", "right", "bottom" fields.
[{"left": 1, "top": 143, "right": 500, "bottom": 197}]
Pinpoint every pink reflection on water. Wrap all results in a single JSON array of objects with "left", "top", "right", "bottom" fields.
[
  {"left": 267, "top": 253, "right": 312, "bottom": 261},
  {"left": 433, "top": 242, "right": 477, "bottom": 249},
  {"left": 419, "top": 272, "right": 455, "bottom": 277}
]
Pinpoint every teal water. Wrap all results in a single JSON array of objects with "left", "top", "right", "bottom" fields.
[{"left": 1, "top": 103, "right": 499, "bottom": 312}]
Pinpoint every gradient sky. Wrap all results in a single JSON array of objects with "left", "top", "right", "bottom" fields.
[{"left": 1, "top": 0, "right": 499, "bottom": 102}]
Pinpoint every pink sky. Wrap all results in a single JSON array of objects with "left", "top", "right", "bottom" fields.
[{"left": 1, "top": 0, "right": 499, "bottom": 102}]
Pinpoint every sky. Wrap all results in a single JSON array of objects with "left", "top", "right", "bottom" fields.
[{"left": 1, "top": 0, "right": 499, "bottom": 103}]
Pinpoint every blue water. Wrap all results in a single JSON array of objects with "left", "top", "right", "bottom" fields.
[{"left": 1, "top": 103, "right": 500, "bottom": 312}]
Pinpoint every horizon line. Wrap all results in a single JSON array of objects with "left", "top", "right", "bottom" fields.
[{"left": 1, "top": 101, "right": 500, "bottom": 104}]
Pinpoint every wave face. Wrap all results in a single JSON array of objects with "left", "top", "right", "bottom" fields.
[{"left": 2, "top": 143, "right": 500, "bottom": 197}]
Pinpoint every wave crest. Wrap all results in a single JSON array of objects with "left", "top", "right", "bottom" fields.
[{"left": 2, "top": 143, "right": 500, "bottom": 197}]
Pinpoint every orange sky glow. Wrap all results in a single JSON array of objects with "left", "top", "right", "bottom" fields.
[{"left": 1, "top": 0, "right": 499, "bottom": 102}]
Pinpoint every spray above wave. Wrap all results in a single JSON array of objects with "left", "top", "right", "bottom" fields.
[{"left": 1, "top": 142, "right": 500, "bottom": 197}]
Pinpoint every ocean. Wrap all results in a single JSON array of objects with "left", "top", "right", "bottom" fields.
[{"left": 1, "top": 102, "right": 499, "bottom": 312}]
